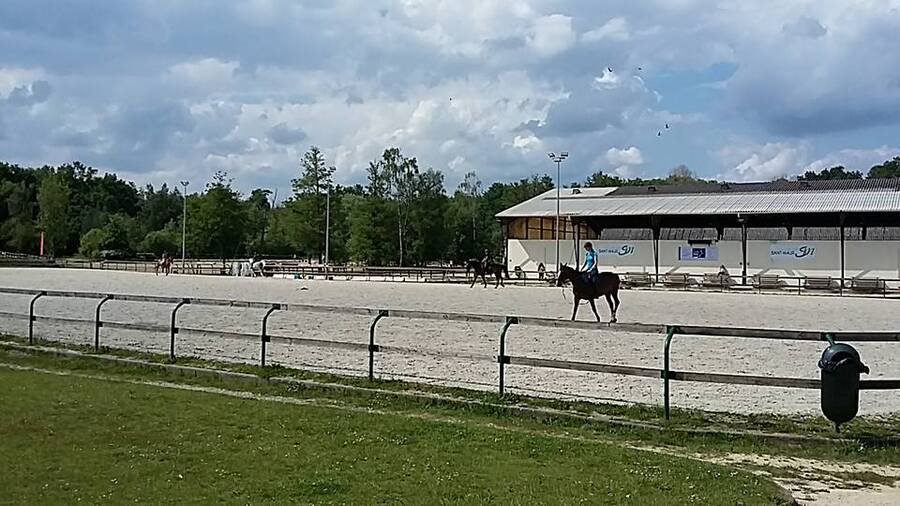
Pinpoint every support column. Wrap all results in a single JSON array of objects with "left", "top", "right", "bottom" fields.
[
  {"left": 502, "top": 220, "right": 510, "bottom": 268},
  {"left": 840, "top": 215, "right": 846, "bottom": 292},
  {"left": 574, "top": 221, "right": 580, "bottom": 265},
  {"left": 651, "top": 219, "right": 661, "bottom": 284},
  {"left": 740, "top": 219, "right": 748, "bottom": 286}
]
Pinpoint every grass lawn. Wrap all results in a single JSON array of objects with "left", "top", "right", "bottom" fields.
[{"left": 0, "top": 367, "right": 787, "bottom": 505}]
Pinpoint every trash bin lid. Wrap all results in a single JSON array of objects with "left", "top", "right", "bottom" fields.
[{"left": 818, "top": 343, "right": 861, "bottom": 370}]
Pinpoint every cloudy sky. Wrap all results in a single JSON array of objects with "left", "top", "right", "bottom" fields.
[{"left": 2, "top": 0, "right": 900, "bottom": 192}]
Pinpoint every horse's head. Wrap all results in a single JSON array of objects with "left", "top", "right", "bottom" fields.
[{"left": 555, "top": 264, "right": 577, "bottom": 287}]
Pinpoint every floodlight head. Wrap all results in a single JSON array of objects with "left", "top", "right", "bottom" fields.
[
  {"left": 561, "top": 152, "right": 569, "bottom": 159},
  {"left": 547, "top": 152, "right": 556, "bottom": 159}
]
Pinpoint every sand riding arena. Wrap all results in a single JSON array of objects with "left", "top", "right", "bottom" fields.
[{"left": 1, "top": 267, "right": 899, "bottom": 416}]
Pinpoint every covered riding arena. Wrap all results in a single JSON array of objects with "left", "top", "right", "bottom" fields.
[
  {"left": 1, "top": 268, "right": 898, "bottom": 417},
  {"left": 497, "top": 179, "right": 900, "bottom": 289}
]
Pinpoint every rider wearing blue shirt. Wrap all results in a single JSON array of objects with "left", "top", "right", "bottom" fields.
[{"left": 582, "top": 242, "right": 599, "bottom": 284}]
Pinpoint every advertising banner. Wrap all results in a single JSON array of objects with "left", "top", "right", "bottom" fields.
[
  {"left": 678, "top": 245, "right": 719, "bottom": 261},
  {"left": 770, "top": 243, "right": 816, "bottom": 261},
  {"left": 596, "top": 244, "right": 636, "bottom": 257}
]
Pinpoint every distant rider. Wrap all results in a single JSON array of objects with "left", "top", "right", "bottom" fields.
[
  {"left": 480, "top": 249, "right": 491, "bottom": 270},
  {"left": 581, "top": 242, "right": 599, "bottom": 285}
]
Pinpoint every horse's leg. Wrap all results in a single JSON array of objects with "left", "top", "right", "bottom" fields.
[
  {"left": 589, "top": 298, "right": 601, "bottom": 322},
  {"left": 604, "top": 294, "right": 616, "bottom": 323},
  {"left": 611, "top": 290, "right": 620, "bottom": 323},
  {"left": 571, "top": 298, "right": 580, "bottom": 321}
]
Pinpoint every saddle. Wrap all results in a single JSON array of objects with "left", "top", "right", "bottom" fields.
[{"left": 578, "top": 271, "right": 603, "bottom": 295}]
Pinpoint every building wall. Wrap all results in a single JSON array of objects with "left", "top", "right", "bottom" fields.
[{"left": 507, "top": 239, "right": 900, "bottom": 278}]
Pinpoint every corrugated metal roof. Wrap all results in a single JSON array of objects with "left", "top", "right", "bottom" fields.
[
  {"left": 496, "top": 186, "right": 900, "bottom": 218},
  {"left": 607, "top": 178, "right": 900, "bottom": 196}
]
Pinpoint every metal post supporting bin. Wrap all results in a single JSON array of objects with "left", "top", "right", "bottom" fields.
[
  {"left": 94, "top": 295, "right": 112, "bottom": 352},
  {"left": 28, "top": 291, "right": 46, "bottom": 345},
  {"left": 368, "top": 310, "right": 388, "bottom": 381}
]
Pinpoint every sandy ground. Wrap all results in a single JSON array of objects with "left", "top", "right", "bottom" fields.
[{"left": 1, "top": 267, "right": 899, "bottom": 415}]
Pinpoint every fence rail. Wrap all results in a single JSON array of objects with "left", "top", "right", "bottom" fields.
[
  {"left": 41, "top": 258, "right": 900, "bottom": 298},
  {"left": 1, "top": 286, "right": 899, "bottom": 420}
]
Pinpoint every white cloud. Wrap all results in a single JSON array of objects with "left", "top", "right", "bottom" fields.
[
  {"left": 528, "top": 14, "right": 575, "bottom": 57},
  {"left": 604, "top": 146, "right": 644, "bottom": 176},
  {"left": 167, "top": 59, "right": 239, "bottom": 93},
  {"left": 592, "top": 68, "right": 621, "bottom": 90},
  {"left": 716, "top": 142, "right": 808, "bottom": 182},
  {"left": 606, "top": 146, "right": 644, "bottom": 166},
  {"left": 582, "top": 17, "right": 631, "bottom": 42},
  {"left": 0, "top": 67, "right": 45, "bottom": 96}
]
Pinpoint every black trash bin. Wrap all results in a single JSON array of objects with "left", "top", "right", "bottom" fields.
[{"left": 818, "top": 343, "right": 869, "bottom": 430}]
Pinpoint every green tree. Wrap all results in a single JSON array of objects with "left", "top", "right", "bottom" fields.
[
  {"left": 0, "top": 180, "right": 37, "bottom": 252},
  {"left": 100, "top": 214, "right": 138, "bottom": 253},
  {"left": 868, "top": 157, "right": 900, "bottom": 179},
  {"left": 189, "top": 172, "right": 247, "bottom": 260},
  {"left": 288, "top": 146, "right": 336, "bottom": 261},
  {"left": 37, "top": 173, "right": 69, "bottom": 256},
  {"left": 138, "top": 184, "right": 184, "bottom": 235},
  {"left": 798, "top": 166, "right": 863, "bottom": 181},
  {"left": 245, "top": 188, "right": 272, "bottom": 254},
  {"left": 139, "top": 222, "right": 180, "bottom": 256},
  {"left": 78, "top": 228, "right": 107, "bottom": 259}
]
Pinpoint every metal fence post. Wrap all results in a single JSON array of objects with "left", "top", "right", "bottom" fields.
[
  {"left": 94, "top": 295, "right": 113, "bottom": 352},
  {"left": 498, "top": 316, "right": 518, "bottom": 395},
  {"left": 260, "top": 304, "right": 280, "bottom": 367},
  {"left": 368, "top": 310, "right": 388, "bottom": 381},
  {"left": 169, "top": 299, "right": 189, "bottom": 362},
  {"left": 28, "top": 291, "right": 46, "bottom": 345},
  {"left": 663, "top": 325, "right": 679, "bottom": 420}
]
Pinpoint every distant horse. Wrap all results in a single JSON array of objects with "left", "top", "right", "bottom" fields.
[
  {"left": 466, "top": 259, "right": 508, "bottom": 288},
  {"left": 250, "top": 259, "right": 266, "bottom": 277},
  {"left": 556, "top": 265, "right": 621, "bottom": 323},
  {"left": 231, "top": 260, "right": 252, "bottom": 277},
  {"left": 154, "top": 256, "right": 172, "bottom": 276}
]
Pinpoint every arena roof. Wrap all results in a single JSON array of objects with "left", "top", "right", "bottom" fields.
[{"left": 496, "top": 179, "right": 900, "bottom": 220}]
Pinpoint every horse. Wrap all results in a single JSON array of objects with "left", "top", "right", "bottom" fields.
[
  {"left": 465, "top": 259, "right": 508, "bottom": 288},
  {"left": 250, "top": 259, "right": 266, "bottom": 277},
  {"left": 154, "top": 256, "right": 172, "bottom": 276},
  {"left": 556, "top": 264, "right": 620, "bottom": 323}
]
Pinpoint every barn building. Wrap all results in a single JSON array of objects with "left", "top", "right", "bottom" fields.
[{"left": 496, "top": 179, "right": 900, "bottom": 288}]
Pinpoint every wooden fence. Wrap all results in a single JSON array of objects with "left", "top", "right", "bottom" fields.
[{"left": 1, "top": 286, "right": 898, "bottom": 419}]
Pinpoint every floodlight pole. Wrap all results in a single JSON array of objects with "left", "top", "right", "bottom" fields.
[
  {"left": 548, "top": 152, "right": 568, "bottom": 270},
  {"left": 180, "top": 180, "right": 189, "bottom": 271}
]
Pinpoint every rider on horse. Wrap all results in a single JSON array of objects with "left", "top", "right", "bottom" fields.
[
  {"left": 581, "top": 242, "right": 599, "bottom": 285},
  {"left": 480, "top": 249, "right": 491, "bottom": 271}
]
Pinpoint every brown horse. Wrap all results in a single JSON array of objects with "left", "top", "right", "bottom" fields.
[
  {"left": 155, "top": 255, "right": 173, "bottom": 276},
  {"left": 556, "top": 265, "right": 620, "bottom": 323},
  {"left": 466, "top": 259, "right": 508, "bottom": 288}
]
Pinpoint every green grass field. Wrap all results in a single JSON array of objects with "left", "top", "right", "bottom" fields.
[{"left": 0, "top": 364, "right": 787, "bottom": 505}]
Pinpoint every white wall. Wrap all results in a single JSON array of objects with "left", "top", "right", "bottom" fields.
[{"left": 507, "top": 239, "right": 900, "bottom": 278}]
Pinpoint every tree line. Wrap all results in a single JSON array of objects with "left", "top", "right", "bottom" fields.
[{"left": 2, "top": 152, "right": 899, "bottom": 264}]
